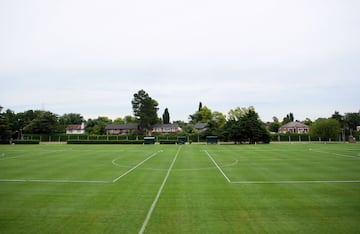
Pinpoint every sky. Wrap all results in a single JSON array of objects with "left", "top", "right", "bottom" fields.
[{"left": 1, "top": 0, "right": 359, "bottom": 122}]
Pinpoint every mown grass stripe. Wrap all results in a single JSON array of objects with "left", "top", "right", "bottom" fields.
[
  {"left": 139, "top": 146, "right": 181, "bottom": 234},
  {"left": 112, "top": 150, "right": 163, "bottom": 183},
  {"left": 204, "top": 150, "right": 231, "bottom": 183}
]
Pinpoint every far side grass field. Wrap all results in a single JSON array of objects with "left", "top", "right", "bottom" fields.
[{"left": 0, "top": 143, "right": 359, "bottom": 233}]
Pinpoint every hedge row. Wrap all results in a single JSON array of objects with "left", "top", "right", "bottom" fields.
[
  {"left": 23, "top": 134, "right": 207, "bottom": 142},
  {"left": 67, "top": 140, "right": 144, "bottom": 144},
  {"left": 67, "top": 140, "right": 181, "bottom": 144},
  {"left": 22, "top": 135, "right": 140, "bottom": 142},
  {"left": 12, "top": 140, "right": 40, "bottom": 144}
]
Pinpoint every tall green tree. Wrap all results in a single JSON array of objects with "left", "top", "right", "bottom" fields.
[
  {"left": 282, "top": 112, "right": 294, "bottom": 124},
  {"left": 310, "top": 118, "right": 341, "bottom": 140},
  {"left": 344, "top": 112, "right": 360, "bottom": 130},
  {"left": 225, "top": 107, "right": 270, "bottom": 144},
  {"left": 131, "top": 90, "right": 159, "bottom": 131},
  {"left": 124, "top": 115, "right": 137, "bottom": 124},
  {"left": 303, "top": 118, "right": 313, "bottom": 126},
  {"left": 113, "top": 117, "right": 125, "bottom": 124},
  {"left": 16, "top": 110, "right": 36, "bottom": 129},
  {"left": 331, "top": 111, "right": 343, "bottom": 122},
  {"left": 331, "top": 111, "right": 344, "bottom": 128},
  {"left": 189, "top": 106, "right": 212, "bottom": 124},
  {"left": 212, "top": 111, "right": 226, "bottom": 129},
  {"left": 13, "top": 110, "right": 42, "bottom": 137},
  {"left": 85, "top": 116, "right": 112, "bottom": 135},
  {"left": 59, "top": 113, "right": 84, "bottom": 125},
  {"left": 227, "top": 106, "right": 255, "bottom": 121},
  {"left": 268, "top": 116, "right": 281, "bottom": 133},
  {"left": 162, "top": 108, "right": 170, "bottom": 124},
  {"left": 24, "top": 110, "right": 59, "bottom": 134},
  {"left": 0, "top": 106, "right": 12, "bottom": 141},
  {"left": 204, "top": 111, "right": 227, "bottom": 137},
  {"left": 3, "top": 109, "right": 17, "bottom": 134}
]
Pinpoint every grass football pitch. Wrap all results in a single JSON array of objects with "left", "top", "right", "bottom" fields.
[{"left": 0, "top": 143, "right": 359, "bottom": 233}]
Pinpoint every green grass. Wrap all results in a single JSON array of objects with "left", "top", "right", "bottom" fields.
[{"left": 0, "top": 143, "right": 359, "bottom": 233}]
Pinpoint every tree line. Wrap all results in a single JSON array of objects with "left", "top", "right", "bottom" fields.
[{"left": 1, "top": 89, "right": 360, "bottom": 142}]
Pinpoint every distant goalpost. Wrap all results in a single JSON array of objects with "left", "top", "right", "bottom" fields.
[{"left": 206, "top": 136, "right": 219, "bottom": 144}]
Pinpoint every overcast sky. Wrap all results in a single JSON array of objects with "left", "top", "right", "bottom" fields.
[{"left": 1, "top": 0, "right": 359, "bottom": 122}]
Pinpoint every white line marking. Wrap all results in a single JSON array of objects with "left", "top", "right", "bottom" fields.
[
  {"left": 139, "top": 147, "right": 181, "bottom": 234},
  {"left": 0, "top": 157, "right": 20, "bottom": 160},
  {"left": 204, "top": 150, "right": 231, "bottom": 183},
  {"left": 309, "top": 149, "right": 357, "bottom": 158},
  {"left": 0, "top": 155, "right": 28, "bottom": 160},
  {"left": 112, "top": 150, "right": 163, "bottom": 183},
  {"left": 231, "top": 180, "right": 360, "bottom": 184},
  {"left": 112, "top": 159, "right": 239, "bottom": 171},
  {"left": 0, "top": 179, "right": 109, "bottom": 183},
  {"left": 333, "top": 153, "right": 358, "bottom": 158}
]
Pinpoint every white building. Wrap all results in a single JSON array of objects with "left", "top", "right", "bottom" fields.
[{"left": 66, "top": 123, "right": 85, "bottom": 134}]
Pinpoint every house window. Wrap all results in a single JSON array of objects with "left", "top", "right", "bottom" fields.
[{"left": 297, "top": 128, "right": 308, "bottom": 134}]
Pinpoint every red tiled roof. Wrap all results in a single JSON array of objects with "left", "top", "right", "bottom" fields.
[{"left": 66, "top": 124, "right": 83, "bottom": 130}]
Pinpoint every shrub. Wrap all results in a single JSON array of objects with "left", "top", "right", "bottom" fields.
[{"left": 67, "top": 140, "right": 144, "bottom": 144}]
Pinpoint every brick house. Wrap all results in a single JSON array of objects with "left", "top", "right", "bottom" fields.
[
  {"left": 152, "top": 124, "right": 182, "bottom": 133},
  {"left": 278, "top": 122, "right": 310, "bottom": 134},
  {"left": 105, "top": 124, "right": 140, "bottom": 134},
  {"left": 106, "top": 123, "right": 181, "bottom": 135}
]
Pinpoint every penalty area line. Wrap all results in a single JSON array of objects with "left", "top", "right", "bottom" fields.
[
  {"left": 231, "top": 180, "right": 360, "bottom": 184},
  {"left": 204, "top": 150, "right": 231, "bottom": 183},
  {"left": 112, "top": 150, "right": 163, "bottom": 183}
]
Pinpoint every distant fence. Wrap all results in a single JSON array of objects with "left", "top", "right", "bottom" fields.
[
  {"left": 16, "top": 132, "right": 360, "bottom": 144},
  {"left": 20, "top": 134, "right": 210, "bottom": 143},
  {"left": 270, "top": 133, "right": 360, "bottom": 143},
  {"left": 22, "top": 134, "right": 142, "bottom": 142}
]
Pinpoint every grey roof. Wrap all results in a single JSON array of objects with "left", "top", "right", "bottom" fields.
[
  {"left": 194, "top": 123, "right": 208, "bottom": 129},
  {"left": 105, "top": 124, "right": 138, "bottom": 130},
  {"left": 280, "top": 122, "right": 309, "bottom": 128},
  {"left": 153, "top": 123, "right": 180, "bottom": 128}
]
